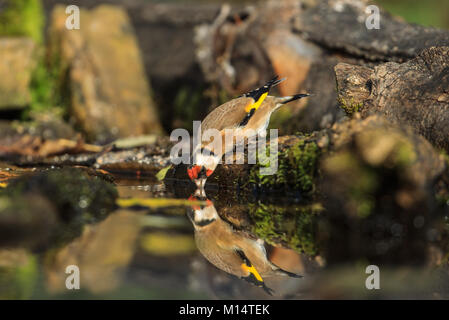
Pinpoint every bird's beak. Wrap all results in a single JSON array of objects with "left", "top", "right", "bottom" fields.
[
  {"left": 187, "top": 165, "right": 214, "bottom": 181},
  {"left": 187, "top": 165, "right": 202, "bottom": 180}
]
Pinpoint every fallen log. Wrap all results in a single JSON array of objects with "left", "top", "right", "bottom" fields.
[
  {"left": 294, "top": 0, "right": 449, "bottom": 62},
  {"left": 165, "top": 115, "right": 449, "bottom": 266},
  {"left": 335, "top": 46, "right": 449, "bottom": 151},
  {"left": 167, "top": 115, "right": 446, "bottom": 195}
]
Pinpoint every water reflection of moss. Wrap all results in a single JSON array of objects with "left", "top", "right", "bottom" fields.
[
  {"left": 324, "top": 151, "right": 378, "bottom": 218},
  {"left": 248, "top": 203, "right": 322, "bottom": 256},
  {"left": 435, "top": 151, "right": 449, "bottom": 207},
  {"left": 249, "top": 139, "right": 320, "bottom": 195},
  {"left": 0, "top": 254, "right": 38, "bottom": 299}
]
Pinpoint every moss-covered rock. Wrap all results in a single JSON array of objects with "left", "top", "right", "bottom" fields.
[
  {"left": 248, "top": 137, "right": 320, "bottom": 196},
  {"left": 334, "top": 63, "right": 372, "bottom": 117}
]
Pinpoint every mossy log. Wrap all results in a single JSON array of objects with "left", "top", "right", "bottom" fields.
[
  {"left": 335, "top": 46, "right": 449, "bottom": 151},
  {"left": 166, "top": 115, "right": 446, "bottom": 196}
]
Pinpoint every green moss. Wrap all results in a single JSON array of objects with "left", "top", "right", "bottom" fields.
[
  {"left": 249, "top": 138, "right": 320, "bottom": 195},
  {"left": 436, "top": 194, "right": 449, "bottom": 208},
  {"left": 324, "top": 151, "right": 378, "bottom": 218},
  {"left": 0, "top": 255, "right": 38, "bottom": 300},
  {"left": 173, "top": 86, "right": 204, "bottom": 131},
  {"left": 375, "top": 0, "right": 449, "bottom": 29},
  {"left": 435, "top": 150, "right": 449, "bottom": 208},
  {"left": 216, "top": 88, "right": 234, "bottom": 106},
  {"left": 0, "top": 0, "right": 67, "bottom": 117},
  {"left": 248, "top": 203, "right": 322, "bottom": 256},
  {"left": 0, "top": 0, "right": 44, "bottom": 44},
  {"left": 338, "top": 97, "right": 363, "bottom": 116},
  {"left": 394, "top": 139, "right": 417, "bottom": 167},
  {"left": 347, "top": 165, "right": 377, "bottom": 218},
  {"left": 439, "top": 149, "right": 449, "bottom": 171},
  {"left": 27, "top": 53, "right": 66, "bottom": 117},
  {"left": 267, "top": 107, "right": 293, "bottom": 132}
]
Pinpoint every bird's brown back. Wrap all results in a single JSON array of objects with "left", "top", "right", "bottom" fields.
[
  {"left": 201, "top": 97, "right": 253, "bottom": 132},
  {"left": 194, "top": 218, "right": 277, "bottom": 278}
]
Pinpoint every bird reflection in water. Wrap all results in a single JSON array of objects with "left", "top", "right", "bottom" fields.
[{"left": 187, "top": 191, "right": 302, "bottom": 295}]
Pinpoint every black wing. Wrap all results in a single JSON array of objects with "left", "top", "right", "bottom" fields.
[{"left": 241, "top": 76, "right": 285, "bottom": 101}]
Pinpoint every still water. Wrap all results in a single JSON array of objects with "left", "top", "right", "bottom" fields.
[{"left": 0, "top": 167, "right": 448, "bottom": 299}]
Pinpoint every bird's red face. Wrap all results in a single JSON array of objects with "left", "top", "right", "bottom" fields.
[{"left": 187, "top": 165, "right": 214, "bottom": 180}]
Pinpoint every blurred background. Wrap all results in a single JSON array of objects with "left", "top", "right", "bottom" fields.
[
  {"left": 0, "top": 0, "right": 447, "bottom": 144},
  {"left": 376, "top": 0, "right": 449, "bottom": 29}
]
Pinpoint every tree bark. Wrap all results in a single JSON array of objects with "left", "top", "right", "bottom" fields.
[
  {"left": 335, "top": 46, "right": 449, "bottom": 151},
  {"left": 166, "top": 115, "right": 446, "bottom": 194},
  {"left": 294, "top": 0, "right": 449, "bottom": 62}
]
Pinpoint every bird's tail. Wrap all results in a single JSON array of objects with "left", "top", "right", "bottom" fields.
[
  {"left": 265, "top": 76, "right": 286, "bottom": 89},
  {"left": 242, "top": 75, "right": 286, "bottom": 101},
  {"left": 277, "top": 93, "right": 311, "bottom": 105},
  {"left": 270, "top": 262, "right": 303, "bottom": 278},
  {"left": 274, "top": 268, "right": 303, "bottom": 278}
]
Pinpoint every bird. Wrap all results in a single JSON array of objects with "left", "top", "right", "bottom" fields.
[
  {"left": 187, "top": 76, "right": 310, "bottom": 188},
  {"left": 187, "top": 195, "right": 302, "bottom": 295}
]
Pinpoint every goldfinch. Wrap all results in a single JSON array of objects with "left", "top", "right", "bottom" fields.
[
  {"left": 187, "top": 196, "right": 302, "bottom": 295},
  {"left": 187, "top": 76, "right": 310, "bottom": 186}
]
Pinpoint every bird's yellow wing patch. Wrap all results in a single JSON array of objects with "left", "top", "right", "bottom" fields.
[
  {"left": 241, "top": 263, "right": 264, "bottom": 282},
  {"left": 244, "top": 92, "right": 268, "bottom": 113}
]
